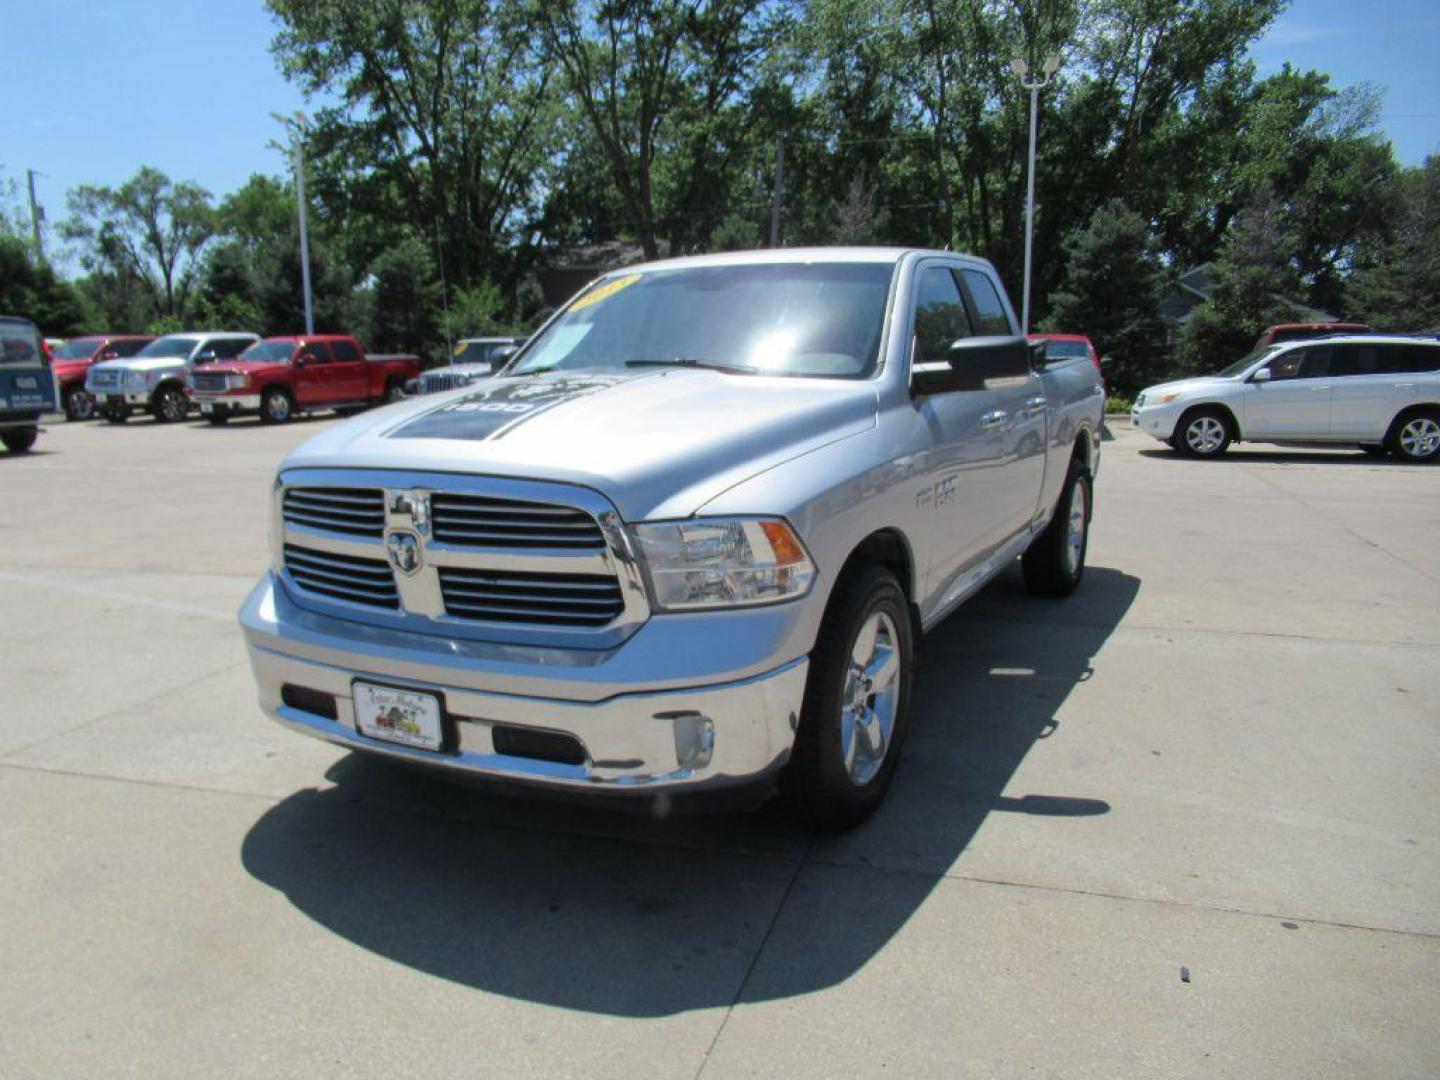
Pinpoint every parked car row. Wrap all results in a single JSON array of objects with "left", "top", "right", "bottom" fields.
[{"left": 77, "top": 332, "right": 422, "bottom": 425}]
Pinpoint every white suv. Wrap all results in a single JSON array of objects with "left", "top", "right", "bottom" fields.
[{"left": 1132, "top": 335, "right": 1440, "bottom": 462}]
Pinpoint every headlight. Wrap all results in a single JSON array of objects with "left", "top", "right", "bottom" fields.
[
  {"left": 125, "top": 370, "right": 149, "bottom": 391},
  {"left": 631, "top": 517, "right": 815, "bottom": 611},
  {"left": 228, "top": 374, "right": 251, "bottom": 390},
  {"left": 1135, "top": 392, "right": 1147, "bottom": 407}
]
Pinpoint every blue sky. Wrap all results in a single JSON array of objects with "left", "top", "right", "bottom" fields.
[{"left": 3, "top": 0, "right": 1438, "bottom": 252}]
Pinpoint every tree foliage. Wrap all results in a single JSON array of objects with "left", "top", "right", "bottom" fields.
[
  {"left": 1043, "top": 201, "right": 1168, "bottom": 394},
  {"left": 62, "top": 166, "right": 215, "bottom": 320}
]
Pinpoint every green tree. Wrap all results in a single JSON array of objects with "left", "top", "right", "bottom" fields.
[
  {"left": 62, "top": 166, "right": 215, "bottom": 319},
  {"left": 1043, "top": 201, "right": 1168, "bottom": 394},
  {"left": 268, "top": 0, "right": 561, "bottom": 294},
  {"left": 365, "top": 235, "right": 441, "bottom": 357},
  {"left": 1175, "top": 189, "right": 1305, "bottom": 375},
  {"left": 1346, "top": 156, "right": 1440, "bottom": 331},
  {"left": 0, "top": 235, "right": 89, "bottom": 335}
]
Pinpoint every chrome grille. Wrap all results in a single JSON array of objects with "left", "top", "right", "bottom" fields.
[
  {"left": 417, "top": 371, "right": 477, "bottom": 395},
  {"left": 283, "top": 487, "right": 385, "bottom": 537},
  {"left": 283, "top": 544, "right": 398, "bottom": 609},
  {"left": 439, "top": 567, "right": 623, "bottom": 626},
  {"left": 431, "top": 493, "right": 605, "bottom": 549},
  {"left": 191, "top": 372, "right": 227, "bottom": 393}
]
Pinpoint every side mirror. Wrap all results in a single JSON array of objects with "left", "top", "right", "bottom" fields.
[
  {"left": 912, "top": 335, "right": 1032, "bottom": 395},
  {"left": 1252, "top": 367, "right": 1272, "bottom": 383},
  {"left": 294, "top": 353, "right": 310, "bottom": 368}
]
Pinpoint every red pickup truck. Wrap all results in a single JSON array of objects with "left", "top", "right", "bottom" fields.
[
  {"left": 186, "top": 335, "right": 422, "bottom": 424},
  {"left": 50, "top": 335, "right": 154, "bottom": 420}
]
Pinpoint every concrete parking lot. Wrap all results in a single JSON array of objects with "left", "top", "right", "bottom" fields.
[{"left": 2, "top": 413, "right": 1437, "bottom": 1078}]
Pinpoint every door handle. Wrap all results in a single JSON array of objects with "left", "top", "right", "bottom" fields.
[
  {"left": 1025, "top": 396, "right": 1048, "bottom": 415},
  {"left": 980, "top": 410, "right": 1008, "bottom": 431},
  {"left": 1310, "top": 385, "right": 1330, "bottom": 391}
]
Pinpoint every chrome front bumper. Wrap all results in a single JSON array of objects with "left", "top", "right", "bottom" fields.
[
  {"left": 196, "top": 394, "right": 261, "bottom": 411},
  {"left": 240, "top": 574, "right": 809, "bottom": 791}
]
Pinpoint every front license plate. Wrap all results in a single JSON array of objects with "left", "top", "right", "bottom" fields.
[
  {"left": 106, "top": 394, "right": 125, "bottom": 405},
  {"left": 353, "top": 682, "right": 444, "bottom": 751}
]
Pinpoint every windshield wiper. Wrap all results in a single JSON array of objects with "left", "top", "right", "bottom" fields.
[{"left": 623, "top": 356, "right": 758, "bottom": 375}]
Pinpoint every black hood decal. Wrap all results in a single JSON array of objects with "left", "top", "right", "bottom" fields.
[{"left": 388, "top": 372, "right": 643, "bottom": 441}]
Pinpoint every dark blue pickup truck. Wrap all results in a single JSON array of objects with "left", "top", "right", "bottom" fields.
[{"left": 1, "top": 316, "right": 59, "bottom": 453}]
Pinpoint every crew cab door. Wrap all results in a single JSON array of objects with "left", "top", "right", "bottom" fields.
[
  {"left": 328, "top": 338, "right": 368, "bottom": 400},
  {"left": 293, "top": 341, "right": 333, "bottom": 406},
  {"left": 956, "top": 266, "right": 1046, "bottom": 534},
  {"left": 1242, "top": 345, "right": 1333, "bottom": 438},
  {"left": 907, "top": 262, "right": 1025, "bottom": 597}
]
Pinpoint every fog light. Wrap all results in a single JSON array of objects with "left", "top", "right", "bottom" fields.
[{"left": 661, "top": 711, "right": 714, "bottom": 771}]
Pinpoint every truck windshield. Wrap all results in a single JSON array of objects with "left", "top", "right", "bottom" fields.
[
  {"left": 1216, "top": 347, "right": 1280, "bottom": 378},
  {"left": 53, "top": 337, "right": 105, "bottom": 359},
  {"left": 511, "top": 262, "right": 896, "bottom": 379},
  {"left": 240, "top": 341, "right": 298, "bottom": 362},
  {"left": 135, "top": 336, "right": 196, "bottom": 359}
]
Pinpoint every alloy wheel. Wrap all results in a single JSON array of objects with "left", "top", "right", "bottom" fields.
[
  {"left": 1398, "top": 416, "right": 1440, "bottom": 460},
  {"left": 840, "top": 610, "right": 902, "bottom": 786},
  {"left": 1063, "top": 477, "right": 1088, "bottom": 577},
  {"left": 1185, "top": 415, "right": 1226, "bottom": 455}
]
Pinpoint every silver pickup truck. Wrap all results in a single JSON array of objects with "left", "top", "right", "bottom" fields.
[{"left": 240, "top": 248, "right": 1104, "bottom": 827}]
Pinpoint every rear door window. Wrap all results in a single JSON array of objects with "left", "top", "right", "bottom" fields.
[
  {"left": 958, "top": 269, "right": 1014, "bottom": 336},
  {"left": 212, "top": 337, "right": 252, "bottom": 360},
  {"left": 331, "top": 339, "right": 360, "bottom": 362}
]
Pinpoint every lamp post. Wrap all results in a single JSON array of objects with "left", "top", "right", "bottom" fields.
[
  {"left": 1010, "top": 55, "right": 1060, "bottom": 335},
  {"left": 271, "top": 111, "right": 314, "bottom": 336}
]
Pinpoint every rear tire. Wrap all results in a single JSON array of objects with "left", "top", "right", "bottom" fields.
[
  {"left": 2, "top": 429, "right": 38, "bottom": 453},
  {"left": 786, "top": 564, "right": 914, "bottom": 831},
  {"left": 1385, "top": 408, "right": 1440, "bottom": 463},
  {"left": 260, "top": 388, "right": 293, "bottom": 424},
  {"left": 1175, "top": 407, "right": 1233, "bottom": 457},
  {"left": 63, "top": 386, "right": 96, "bottom": 422},
  {"left": 1023, "top": 455, "right": 1091, "bottom": 597}
]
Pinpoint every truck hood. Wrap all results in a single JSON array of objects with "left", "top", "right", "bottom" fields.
[
  {"left": 90, "top": 356, "right": 186, "bottom": 375},
  {"left": 281, "top": 368, "right": 878, "bottom": 521}
]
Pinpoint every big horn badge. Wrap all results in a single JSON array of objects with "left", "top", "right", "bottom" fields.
[{"left": 385, "top": 531, "right": 423, "bottom": 575}]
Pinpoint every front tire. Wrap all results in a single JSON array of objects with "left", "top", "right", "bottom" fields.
[
  {"left": 63, "top": 386, "right": 96, "bottom": 422},
  {"left": 1175, "top": 407, "right": 1233, "bottom": 457},
  {"left": 260, "top": 388, "right": 293, "bottom": 424},
  {"left": 2, "top": 428, "right": 38, "bottom": 453},
  {"left": 1386, "top": 408, "right": 1440, "bottom": 463},
  {"left": 787, "top": 564, "right": 914, "bottom": 830},
  {"left": 1023, "top": 456, "right": 1091, "bottom": 597},
  {"left": 383, "top": 379, "right": 405, "bottom": 405},
  {"left": 151, "top": 385, "right": 189, "bottom": 423}
]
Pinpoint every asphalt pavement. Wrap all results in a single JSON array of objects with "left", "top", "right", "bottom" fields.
[{"left": 2, "top": 412, "right": 1437, "bottom": 1078}]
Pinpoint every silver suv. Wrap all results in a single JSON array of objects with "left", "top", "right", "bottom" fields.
[
  {"left": 239, "top": 249, "right": 1104, "bottom": 827},
  {"left": 1133, "top": 335, "right": 1440, "bottom": 461}
]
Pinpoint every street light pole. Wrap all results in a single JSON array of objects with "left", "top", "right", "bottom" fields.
[
  {"left": 272, "top": 112, "right": 314, "bottom": 336},
  {"left": 1010, "top": 55, "right": 1060, "bottom": 335}
]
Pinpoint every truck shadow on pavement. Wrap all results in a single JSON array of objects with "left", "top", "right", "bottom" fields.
[{"left": 241, "top": 565, "right": 1139, "bottom": 1016}]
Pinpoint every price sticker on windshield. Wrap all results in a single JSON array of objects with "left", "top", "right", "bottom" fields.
[{"left": 569, "top": 273, "right": 640, "bottom": 312}]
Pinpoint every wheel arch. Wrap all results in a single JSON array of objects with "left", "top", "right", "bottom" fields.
[
  {"left": 828, "top": 527, "right": 921, "bottom": 640},
  {"left": 1178, "top": 400, "right": 1241, "bottom": 440}
]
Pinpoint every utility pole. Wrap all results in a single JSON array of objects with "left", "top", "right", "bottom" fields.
[
  {"left": 1009, "top": 55, "right": 1061, "bottom": 334},
  {"left": 272, "top": 112, "right": 314, "bottom": 335},
  {"left": 769, "top": 139, "right": 785, "bottom": 248},
  {"left": 26, "top": 169, "right": 44, "bottom": 259}
]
